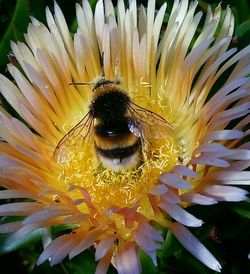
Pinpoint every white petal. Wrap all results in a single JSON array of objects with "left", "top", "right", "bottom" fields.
[
  {"left": 206, "top": 170, "right": 250, "bottom": 184},
  {"left": 171, "top": 223, "right": 222, "bottom": 272},
  {"left": 199, "top": 185, "right": 249, "bottom": 201},
  {"left": 202, "top": 130, "right": 244, "bottom": 142},
  {"left": 159, "top": 201, "right": 203, "bottom": 227},
  {"left": 225, "top": 149, "right": 250, "bottom": 160},
  {"left": 181, "top": 193, "right": 218, "bottom": 205},
  {"left": 159, "top": 173, "right": 192, "bottom": 189},
  {"left": 148, "top": 184, "right": 168, "bottom": 195},
  {"left": 138, "top": 223, "right": 164, "bottom": 243},
  {"left": 134, "top": 231, "right": 161, "bottom": 252},
  {"left": 161, "top": 191, "right": 181, "bottom": 203},
  {"left": 171, "top": 165, "right": 197, "bottom": 177},
  {"left": 194, "top": 143, "right": 230, "bottom": 154},
  {"left": 191, "top": 156, "right": 230, "bottom": 168}
]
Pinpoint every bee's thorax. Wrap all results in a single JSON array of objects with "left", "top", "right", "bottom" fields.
[{"left": 90, "top": 88, "right": 130, "bottom": 121}]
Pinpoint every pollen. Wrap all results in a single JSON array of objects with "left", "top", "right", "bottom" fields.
[{"left": 58, "top": 95, "right": 183, "bottom": 212}]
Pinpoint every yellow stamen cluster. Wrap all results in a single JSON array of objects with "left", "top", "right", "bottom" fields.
[{"left": 57, "top": 83, "right": 184, "bottom": 212}]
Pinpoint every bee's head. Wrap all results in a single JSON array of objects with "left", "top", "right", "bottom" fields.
[
  {"left": 69, "top": 54, "right": 121, "bottom": 91},
  {"left": 92, "top": 54, "right": 121, "bottom": 91},
  {"left": 68, "top": 77, "right": 121, "bottom": 92},
  {"left": 92, "top": 77, "right": 121, "bottom": 92}
]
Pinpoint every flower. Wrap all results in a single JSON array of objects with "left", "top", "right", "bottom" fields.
[{"left": 0, "top": 0, "right": 249, "bottom": 273}]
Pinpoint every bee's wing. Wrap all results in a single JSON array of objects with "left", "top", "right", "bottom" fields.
[
  {"left": 53, "top": 110, "right": 94, "bottom": 163},
  {"left": 127, "top": 102, "right": 174, "bottom": 139}
]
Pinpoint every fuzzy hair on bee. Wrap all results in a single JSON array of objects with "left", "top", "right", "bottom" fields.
[{"left": 54, "top": 62, "right": 173, "bottom": 171}]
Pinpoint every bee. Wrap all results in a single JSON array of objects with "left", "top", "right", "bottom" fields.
[{"left": 53, "top": 76, "right": 173, "bottom": 171}]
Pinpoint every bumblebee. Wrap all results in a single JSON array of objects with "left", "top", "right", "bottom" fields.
[{"left": 54, "top": 77, "right": 173, "bottom": 171}]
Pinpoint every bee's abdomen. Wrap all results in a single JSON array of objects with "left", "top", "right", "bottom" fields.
[
  {"left": 95, "top": 140, "right": 140, "bottom": 159},
  {"left": 94, "top": 126, "right": 141, "bottom": 171}
]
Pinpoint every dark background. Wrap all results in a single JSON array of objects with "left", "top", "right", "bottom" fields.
[{"left": 0, "top": 0, "right": 249, "bottom": 273}]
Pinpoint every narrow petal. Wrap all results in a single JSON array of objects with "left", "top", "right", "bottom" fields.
[
  {"left": 199, "top": 185, "right": 249, "bottom": 201},
  {"left": 201, "top": 130, "right": 244, "bottom": 142},
  {"left": 191, "top": 156, "right": 230, "bottom": 168},
  {"left": 159, "top": 201, "right": 203, "bottom": 227},
  {"left": 69, "top": 229, "right": 102, "bottom": 259},
  {"left": 148, "top": 184, "right": 168, "bottom": 195},
  {"left": 116, "top": 243, "right": 141, "bottom": 274},
  {"left": 180, "top": 193, "right": 218, "bottom": 205},
  {"left": 170, "top": 165, "right": 197, "bottom": 178},
  {"left": 159, "top": 173, "right": 192, "bottom": 189},
  {"left": 37, "top": 234, "right": 74, "bottom": 265},
  {"left": 0, "top": 202, "right": 42, "bottom": 216},
  {"left": 171, "top": 223, "right": 222, "bottom": 272},
  {"left": 95, "top": 247, "right": 114, "bottom": 274},
  {"left": 95, "top": 235, "right": 116, "bottom": 261},
  {"left": 205, "top": 170, "right": 250, "bottom": 183},
  {"left": 0, "top": 221, "right": 22, "bottom": 233},
  {"left": 50, "top": 237, "right": 79, "bottom": 266}
]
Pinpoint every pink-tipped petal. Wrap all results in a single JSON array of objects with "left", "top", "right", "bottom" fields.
[
  {"left": 50, "top": 237, "right": 78, "bottom": 266},
  {"left": 37, "top": 234, "right": 72, "bottom": 265},
  {"left": 0, "top": 221, "right": 22, "bottom": 233},
  {"left": 95, "top": 247, "right": 114, "bottom": 274},
  {"left": 0, "top": 202, "right": 43, "bottom": 216},
  {"left": 95, "top": 235, "right": 116, "bottom": 261},
  {"left": 69, "top": 229, "right": 101, "bottom": 259},
  {"left": 115, "top": 243, "right": 141, "bottom": 274}
]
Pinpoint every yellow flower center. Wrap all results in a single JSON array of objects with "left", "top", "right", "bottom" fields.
[{"left": 58, "top": 84, "right": 183, "bottom": 212}]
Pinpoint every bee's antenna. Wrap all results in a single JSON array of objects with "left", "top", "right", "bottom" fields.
[
  {"left": 100, "top": 52, "right": 105, "bottom": 78},
  {"left": 69, "top": 82, "right": 91, "bottom": 86}
]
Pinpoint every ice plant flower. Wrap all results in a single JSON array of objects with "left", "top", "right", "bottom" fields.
[{"left": 0, "top": 0, "right": 249, "bottom": 273}]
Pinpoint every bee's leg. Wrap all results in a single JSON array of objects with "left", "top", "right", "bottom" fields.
[{"left": 140, "top": 138, "right": 149, "bottom": 161}]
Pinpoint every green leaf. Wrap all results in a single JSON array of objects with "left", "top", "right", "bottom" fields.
[
  {"left": 64, "top": 250, "right": 97, "bottom": 274},
  {"left": 175, "top": 249, "right": 214, "bottom": 274},
  {"left": 140, "top": 250, "right": 158, "bottom": 274},
  {"left": 0, "top": 228, "right": 43, "bottom": 255},
  {"left": 159, "top": 229, "right": 182, "bottom": 270},
  {"left": 89, "top": 0, "right": 99, "bottom": 9},
  {"left": 51, "top": 223, "right": 79, "bottom": 234},
  {"left": 232, "top": 0, "right": 250, "bottom": 24},
  {"left": 235, "top": 19, "right": 250, "bottom": 49},
  {"left": 161, "top": 230, "right": 180, "bottom": 259},
  {"left": 229, "top": 200, "right": 250, "bottom": 219},
  {"left": 0, "top": 0, "right": 30, "bottom": 69}
]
